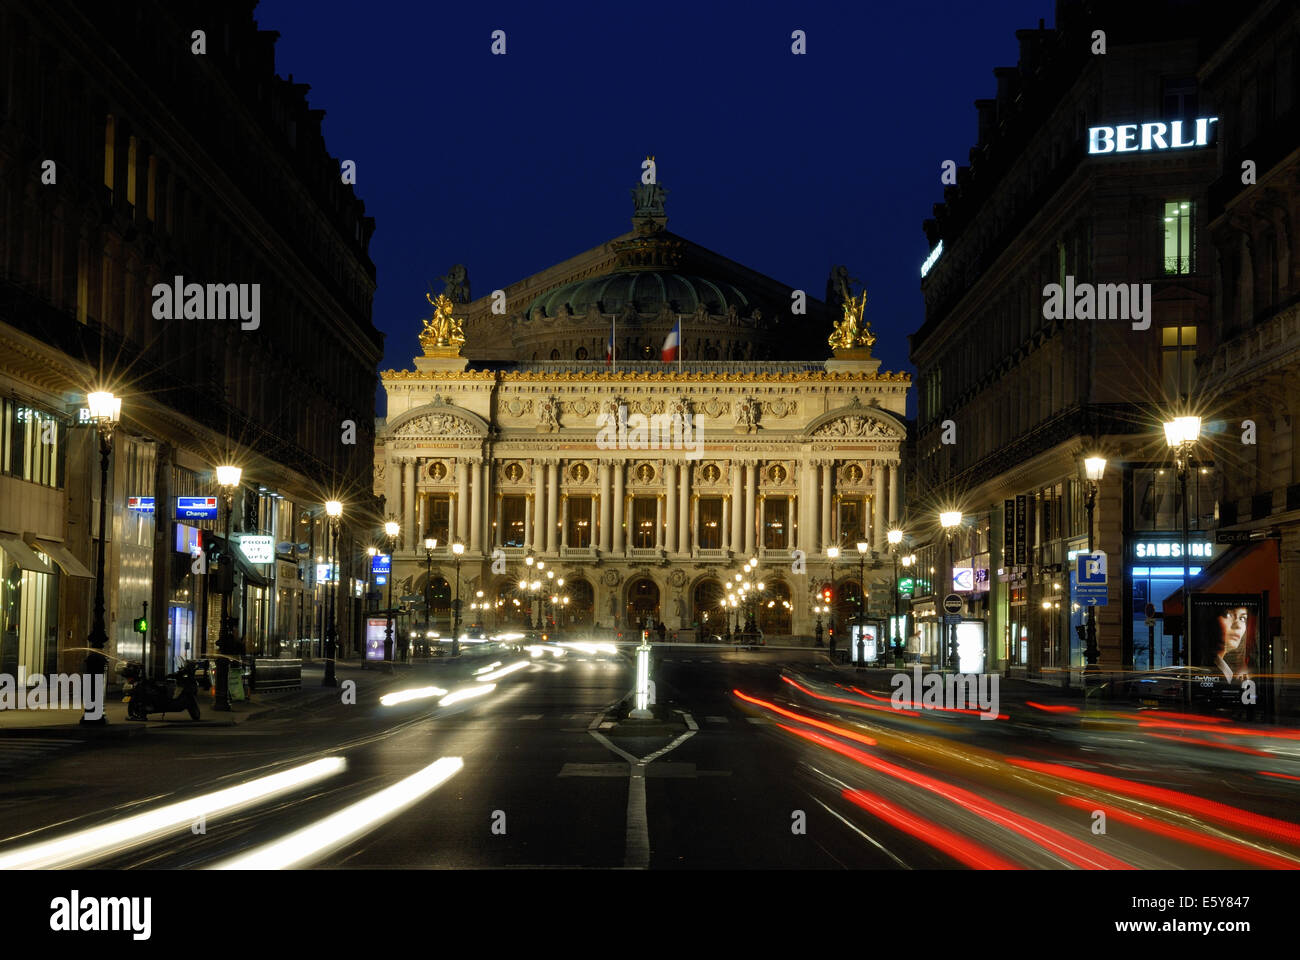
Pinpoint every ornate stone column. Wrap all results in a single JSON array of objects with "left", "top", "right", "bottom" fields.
[
  {"left": 532, "top": 459, "right": 545, "bottom": 548},
  {"left": 889, "top": 461, "right": 900, "bottom": 526},
  {"left": 872, "top": 462, "right": 885, "bottom": 549},
  {"left": 470, "top": 460, "right": 483, "bottom": 554},
  {"left": 546, "top": 461, "right": 559, "bottom": 554},
  {"left": 655, "top": 495, "right": 664, "bottom": 550},
  {"left": 560, "top": 495, "right": 569, "bottom": 549},
  {"left": 786, "top": 493, "right": 795, "bottom": 552},
  {"left": 403, "top": 459, "right": 416, "bottom": 551},
  {"left": 599, "top": 461, "right": 612, "bottom": 552},
  {"left": 456, "top": 458, "right": 470, "bottom": 548},
  {"left": 730, "top": 461, "right": 743, "bottom": 552},
  {"left": 744, "top": 462, "right": 757, "bottom": 556},
  {"left": 678, "top": 461, "right": 690, "bottom": 555},
  {"left": 665, "top": 463, "right": 678, "bottom": 555},
  {"left": 524, "top": 494, "right": 532, "bottom": 551},
  {"left": 691, "top": 490, "right": 700, "bottom": 557},
  {"left": 383, "top": 446, "right": 400, "bottom": 521},
  {"left": 821, "top": 461, "right": 833, "bottom": 549},
  {"left": 721, "top": 495, "right": 730, "bottom": 552},
  {"left": 613, "top": 461, "right": 625, "bottom": 554}
]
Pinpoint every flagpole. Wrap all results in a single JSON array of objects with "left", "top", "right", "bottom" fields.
[
  {"left": 678, "top": 315, "right": 682, "bottom": 373},
  {"left": 613, "top": 312, "right": 617, "bottom": 374}
]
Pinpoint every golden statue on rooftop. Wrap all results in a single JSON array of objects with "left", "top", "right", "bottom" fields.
[
  {"left": 828, "top": 289, "right": 875, "bottom": 352},
  {"left": 421, "top": 292, "right": 466, "bottom": 355}
]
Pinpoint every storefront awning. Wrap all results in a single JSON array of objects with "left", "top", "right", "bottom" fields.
[
  {"left": 0, "top": 534, "right": 53, "bottom": 574},
  {"left": 1162, "top": 540, "right": 1280, "bottom": 618},
  {"left": 25, "top": 536, "right": 93, "bottom": 579}
]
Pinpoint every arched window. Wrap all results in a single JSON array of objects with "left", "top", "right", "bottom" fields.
[
  {"left": 550, "top": 349, "right": 560, "bottom": 360},
  {"left": 758, "top": 580, "right": 792, "bottom": 634},
  {"left": 576, "top": 346, "right": 588, "bottom": 360}
]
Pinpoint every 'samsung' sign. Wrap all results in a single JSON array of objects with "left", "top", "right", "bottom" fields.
[{"left": 1088, "top": 117, "right": 1218, "bottom": 155}]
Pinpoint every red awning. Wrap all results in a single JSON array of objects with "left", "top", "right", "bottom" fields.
[{"left": 1162, "top": 540, "right": 1281, "bottom": 618}]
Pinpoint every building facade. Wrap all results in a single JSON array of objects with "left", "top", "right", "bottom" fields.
[
  {"left": 377, "top": 184, "right": 909, "bottom": 645},
  {"left": 0, "top": 0, "right": 381, "bottom": 681},
  {"left": 910, "top": 0, "right": 1261, "bottom": 681}
]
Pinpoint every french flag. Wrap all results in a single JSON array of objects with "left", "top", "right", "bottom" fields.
[
  {"left": 605, "top": 318, "right": 615, "bottom": 365},
  {"left": 661, "top": 317, "right": 680, "bottom": 363}
]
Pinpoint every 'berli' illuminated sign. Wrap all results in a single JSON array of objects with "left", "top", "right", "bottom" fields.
[{"left": 1088, "top": 117, "right": 1218, "bottom": 155}]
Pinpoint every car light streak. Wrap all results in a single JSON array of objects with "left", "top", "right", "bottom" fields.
[
  {"left": 1058, "top": 796, "right": 1300, "bottom": 869},
  {"left": 732, "top": 689, "right": 877, "bottom": 746},
  {"left": 1258, "top": 771, "right": 1300, "bottom": 782},
  {"left": 379, "top": 686, "right": 448, "bottom": 706},
  {"left": 1146, "top": 731, "right": 1272, "bottom": 757},
  {"left": 440, "top": 684, "right": 496, "bottom": 705},
  {"left": 1136, "top": 717, "right": 1300, "bottom": 740},
  {"left": 843, "top": 682, "right": 1007, "bottom": 719},
  {"left": 777, "top": 723, "right": 1132, "bottom": 869},
  {"left": 0, "top": 757, "right": 346, "bottom": 870},
  {"left": 840, "top": 785, "right": 1021, "bottom": 870},
  {"left": 1007, "top": 757, "right": 1300, "bottom": 847},
  {"left": 476, "top": 660, "right": 530, "bottom": 682},
  {"left": 1026, "top": 701, "right": 1079, "bottom": 714},
  {"left": 213, "top": 757, "right": 464, "bottom": 870},
  {"left": 783, "top": 676, "right": 920, "bottom": 717},
  {"left": 473, "top": 662, "right": 503, "bottom": 675}
]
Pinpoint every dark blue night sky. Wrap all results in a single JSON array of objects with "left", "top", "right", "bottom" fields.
[{"left": 254, "top": 0, "right": 1053, "bottom": 416}]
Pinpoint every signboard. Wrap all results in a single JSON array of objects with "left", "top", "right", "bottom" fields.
[
  {"left": 973, "top": 567, "right": 990, "bottom": 593},
  {"left": 1014, "top": 495, "right": 1028, "bottom": 565},
  {"left": 371, "top": 554, "right": 391, "bottom": 576},
  {"left": 1134, "top": 541, "right": 1213, "bottom": 559},
  {"left": 1004, "top": 500, "right": 1015, "bottom": 564},
  {"left": 849, "top": 623, "right": 878, "bottom": 663},
  {"left": 897, "top": 577, "right": 914, "bottom": 597},
  {"left": 1087, "top": 117, "right": 1218, "bottom": 154},
  {"left": 942, "top": 594, "right": 963, "bottom": 615},
  {"left": 276, "top": 560, "right": 299, "bottom": 582},
  {"left": 952, "top": 566, "right": 974, "bottom": 592},
  {"left": 239, "top": 535, "right": 274, "bottom": 564},
  {"left": 176, "top": 496, "right": 218, "bottom": 520},
  {"left": 1075, "top": 551, "right": 1109, "bottom": 605},
  {"left": 1187, "top": 593, "right": 1262, "bottom": 688},
  {"left": 365, "top": 617, "right": 389, "bottom": 662},
  {"left": 315, "top": 563, "right": 338, "bottom": 583},
  {"left": 174, "top": 523, "right": 201, "bottom": 556},
  {"left": 128, "top": 496, "right": 155, "bottom": 513},
  {"left": 1216, "top": 530, "right": 1281, "bottom": 544}
]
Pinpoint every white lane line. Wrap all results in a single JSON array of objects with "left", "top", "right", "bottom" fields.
[
  {"left": 810, "top": 795, "right": 910, "bottom": 869},
  {"left": 519, "top": 714, "right": 543, "bottom": 721},
  {"left": 683, "top": 714, "right": 699, "bottom": 731},
  {"left": 705, "top": 716, "right": 728, "bottom": 724},
  {"left": 588, "top": 729, "right": 640, "bottom": 765},
  {"left": 626, "top": 763, "right": 649, "bottom": 868}
]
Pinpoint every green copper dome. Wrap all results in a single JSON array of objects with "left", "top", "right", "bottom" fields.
[{"left": 526, "top": 270, "right": 753, "bottom": 318}]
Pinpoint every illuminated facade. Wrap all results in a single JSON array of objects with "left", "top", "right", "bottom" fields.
[{"left": 377, "top": 184, "right": 910, "bottom": 640}]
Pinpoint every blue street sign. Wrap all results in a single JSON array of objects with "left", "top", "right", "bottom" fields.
[
  {"left": 128, "top": 496, "right": 155, "bottom": 513},
  {"left": 176, "top": 496, "right": 218, "bottom": 520},
  {"left": 371, "top": 554, "right": 391, "bottom": 575},
  {"left": 1075, "top": 552, "right": 1108, "bottom": 604}
]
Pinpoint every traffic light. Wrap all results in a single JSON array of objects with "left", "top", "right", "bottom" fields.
[
  {"left": 821, "top": 587, "right": 832, "bottom": 603},
  {"left": 133, "top": 617, "right": 147, "bottom": 634}
]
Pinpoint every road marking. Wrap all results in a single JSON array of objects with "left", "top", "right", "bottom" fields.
[
  {"left": 518, "top": 714, "right": 542, "bottom": 721},
  {"left": 559, "top": 763, "right": 629, "bottom": 777},
  {"left": 683, "top": 714, "right": 699, "bottom": 731},
  {"left": 599, "top": 721, "right": 616, "bottom": 730},
  {"left": 746, "top": 717, "right": 772, "bottom": 724},
  {"left": 705, "top": 716, "right": 728, "bottom": 724},
  {"left": 810, "top": 796, "right": 909, "bottom": 869}
]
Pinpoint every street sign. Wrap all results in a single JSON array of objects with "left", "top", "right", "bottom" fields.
[
  {"left": 1075, "top": 551, "right": 1108, "bottom": 605},
  {"left": 128, "top": 496, "right": 155, "bottom": 513},
  {"left": 176, "top": 496, "right": 218, "bottom": 520},
  {"left": 239, "top": 535, "right": 274, "bottom": 563},
  {"left": 942, "top": 593, "right": 963, "bottom": 615},
  {"left": 371, "top": 554, "right": 391, "bottom": 575}
]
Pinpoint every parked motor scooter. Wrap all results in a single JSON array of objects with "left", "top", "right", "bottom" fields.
[{"left": 121, "top": 660, "right": 201, "bottom": 721}]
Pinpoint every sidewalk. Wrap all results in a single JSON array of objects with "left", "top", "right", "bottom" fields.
[{"left": 0, "top": 657, "right": 439, "bottom": 739}]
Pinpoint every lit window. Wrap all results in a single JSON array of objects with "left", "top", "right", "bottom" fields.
[{"left": 1163, "top": 201, "right": 1193, "bottom": 275}]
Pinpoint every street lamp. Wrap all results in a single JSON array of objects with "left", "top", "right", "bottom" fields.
[
  {"left": 322, "top": 500, "right": 343, "bottom": 687},
  {"left": 826, "top": 545, "right": 840, "bottom": 648},
  {"left": 887, "top": 528, "right": 904, "bottom": 665},
  {"left": 423, "top": 537, "right": 437, "bottom": 658},
  {"left": 451, "top": 540, "right": 465, "bottom": 656},
  {"left": 1164, "top": 416, "right": 1201, "bottom": 666},
  {"left": 1082, "top": 457, "right": 1107, "bottom": 673},
  {"left": 383, "top": 519, "right": 400, "bottom": 672},
  {"left": 211, "top": 463, "right": 243, "bottom": 711},
  {"left": 855, "top": 540, "right": 869, "bottom": 669},
  {"left": 363, "top": 546, "right": 378, "bottom": 669},
  {"left": 940, "top": 510, "right": 962, "bottom": 672},
  {"left": 901, "top": 552, "right": 915, "bottom": 658},
  {"left": 82, "top": 390, "right": 121, "bottom": 725}
]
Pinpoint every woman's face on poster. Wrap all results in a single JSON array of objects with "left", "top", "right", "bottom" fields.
[{"left": 1217, "top": 608, "right": 1249, "bottom": 653}]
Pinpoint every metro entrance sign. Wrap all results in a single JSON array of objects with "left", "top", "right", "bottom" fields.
[{"left": 942, "top": 594, "right": 963, "bottom": 615}]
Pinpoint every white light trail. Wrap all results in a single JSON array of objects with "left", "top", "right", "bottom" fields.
[
  {"left": 379, "top": 685, "right": 448, "bottom": 706},
  {"left": 475, "top": 661, "right": 530, "bottom": 682},
  {"left": 439, "top": 684, "right": 496, "bottom": 706}
]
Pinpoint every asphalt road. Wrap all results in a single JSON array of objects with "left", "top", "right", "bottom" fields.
[{"left": 1, "top": 644, "right": 1298, "bottom": 870}]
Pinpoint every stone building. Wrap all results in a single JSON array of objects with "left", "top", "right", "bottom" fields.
[
  {"left": 376, "top": 181, "right": 909, "bottom": 642},
  {"left": 0, "top": 0, "right": 380, "bottom": 679}
]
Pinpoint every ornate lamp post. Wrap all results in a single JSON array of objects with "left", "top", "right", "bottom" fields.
[
  {"left": 1164, "top": 416, "right": 1201, "bottom": 666},
  {"left": 940, "top": 510, "right": 962, "bottom": 672},
  {"left": 423, "top": 537, "right": 437, "bottom": 657},
  {"left": 826, "top": 545, "right": 839, "bottom": 648},
  {"left": 855, "top": 540, "right": 869, "bottom": 669},
  {"left": 322, "top": 500, "right": 342, "bottom": 687},
  {"left": 212, "top": 463, "right": 243, "bottom": 711},
  {"left": 524, "top": 552, "right": 536, "bottom": 627},
  {"left": 900, "top": 553, "right": 915, "bottom": 659},
  {"left": 383, "top": 519, "right": 400, "bottom": 672},
  {"left": 363, "top": 546, "right": 377, "bottom": 668},
  {"left": 451, "top": 540, "right": 465, "bottom": 656},
  {"left": 1082, "top": 457, "right": 1107, "bottom": 672},
  {"left": 888, "top": 528, "right": 904, "bottom": 662},
  {"left": 82, "top": 391, "right": 121, "bottom": 725}
]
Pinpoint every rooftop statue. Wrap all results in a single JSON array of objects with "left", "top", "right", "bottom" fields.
[
  {"left": 441, "top": 264, "right": 471, "bottom": 303},
  {"left": 421, "top": 292, "right": 466, "bottom": 353},
  {"left": 827, "top": 272, "right": 876, "bottom": 352}
]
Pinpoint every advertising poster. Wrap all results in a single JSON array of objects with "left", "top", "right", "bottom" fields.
[
  {"left": 366, "top": 617, "right": 390, "bottom": 662},
  {"left": 1188, "top": 593, "right": 1262, "bottom": 685}
]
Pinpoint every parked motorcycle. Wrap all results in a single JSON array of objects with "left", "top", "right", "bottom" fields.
[{"left": 121, "top": 660, "right": 201, "bottom": 721}]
